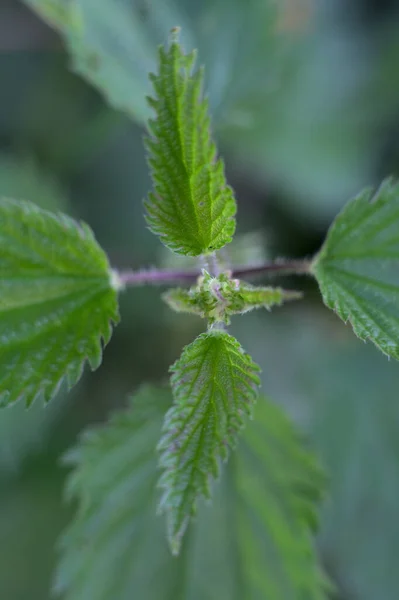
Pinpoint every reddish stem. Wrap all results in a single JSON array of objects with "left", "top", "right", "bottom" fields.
[{"left": 116, "top": 259, "right": 312, "bottom": 288}]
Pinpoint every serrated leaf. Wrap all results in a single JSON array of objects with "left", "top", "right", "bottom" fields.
[
  {"left": 21, "top": 0, "right": 277, "bottom": 131},
  {"left": 0, "top": 198, "right": 119, "bottom": 406},
  {"left": 26, "top": 0, "right": 377, "bottom": 215},
  {"left": 159, "top": 230, "right": 270, "bottom": 272},
  {"left": 198, "top": 395, "right": 329, "bottom": 600},
  {"left": 55, "top": 385, "right": 177, "bottom": 600},
  {"left": 158, "top": 329, "right": 260, "bottom": 554},
  {"left": 144, "top": 31, "right": 236, "bottom": 256},
  {"left": 312, "top": 178, "right": 399, "bottom": 360},
  {"left": 233, "top": 307, "right": 399, "bottom": 599},
  {"left": 56, "top": 386, "right": 327, "bottom": 600}
]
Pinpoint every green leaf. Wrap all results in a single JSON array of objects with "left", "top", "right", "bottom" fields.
[
  {"left": 25, "top": 0, "right": 376, "bottom": 215},
  {"left": 163, "top": 271, "right": 302, "bottom": 325},
  {"left": 0, "top": 198, "right": 119, "bottom": 406},
  {"left": 144, "top": 30, "right": 236, "bottom": 256},
  {"left": 55, "top": 385, "right": 176, "bottom": 600},
  {"left": 232, "top": 307, "right": 399, "bottom": 599},
  {"left": 158, "top": 329, "right": 261, "bottom": 554},
  {"left": 312, "top": 178, "right": 399, "bottom": 360},
  {"left": 307, "top": 337, "right": 399, "bottom": 600},
  {"left": 200, "top": 395, "right": 329, "bottom": 600},
  {"left": 0, "top": 459, "right": 71, "bottom": 598},
  {"left": 23, "top": 0, "right": 83, "bottom": 30},
  {"left": 23, "top": 0, "right": 154, "bottom": 123},
  {"left": 159, "top": 230, "right": 270, "bottom": 272},
  {"left": 21, "top": 0, "right": 278, "bottom": 131},
  {"left": 56, "top": 386, "right": 327, "bottom": 600}
]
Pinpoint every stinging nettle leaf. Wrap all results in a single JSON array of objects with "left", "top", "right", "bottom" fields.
[
  {"left": 55, "top": 386, "right": 176, "bottom": 600},
  {"left": 144, "top": 29, "right": 237, "bottom": 256},
  {"left": 56, "top": 386, "right": 328, "bottom": 600},
  {"left": 158, "top": 329, "right": 261, "bottom": 554},
  {"left": 0, "top": 198, "right": 119, "bottom": 406},
  {"left": 23, "top": 0, "right": 152, "bottom": 123},
  {"left": 225, "top": 396, "right": 329, "bottom": 600},
  {"left": 312, "top": 178, "right": 399, "bottom": 360}
]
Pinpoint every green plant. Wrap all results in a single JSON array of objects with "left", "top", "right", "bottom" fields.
[{"left": 1, "top": 28, "right": 399, "bottom": 598}]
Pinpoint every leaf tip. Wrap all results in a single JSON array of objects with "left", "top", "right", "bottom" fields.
[{"left": 167, "top": 514, "right": 189, "bottom": 556}]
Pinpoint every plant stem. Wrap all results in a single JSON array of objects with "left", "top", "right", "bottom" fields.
[
  {"left": 115, "top": 259, "right": 312, "bottom": 289},
  {"left": 232, "top": 259, "right": 312, "bottom": 279},
  {"left": 115, "top": 268, "right": 198, "bottom": 287}
]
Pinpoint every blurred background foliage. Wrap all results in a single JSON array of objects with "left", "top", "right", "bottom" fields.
[{"left": 1, "top": 0, "right": 399, "bottom": 598}]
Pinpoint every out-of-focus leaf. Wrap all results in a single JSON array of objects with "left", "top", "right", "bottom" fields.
[
  {"left": 17, "top": 57, "right": 125, "bottom": 177},
  {"left": 0, "top": 460, "right": 71, "bottom": 600},
  {"left": 232, "top": 306, "right": 399, "bottom": 599},
  {"left": 24, "top": 0, "right": 399, "bottom": 217},
  {"left": 56, "top": 384, "right": 327, "bottom": 599},
  {"left": 310, "top": 342, "right": 399, "bottom": 600},
  {"left": 20, "top": 0, "right": 281, "bottom": 142},
  {"left": 313, "top": 178, "right": 399, "bottom": 360},
  {"left": 23, "top": 0, "right": 158, "bottom": 122},
  {"left": 55, "top": 386, "right": 176, "bottom": 600}
]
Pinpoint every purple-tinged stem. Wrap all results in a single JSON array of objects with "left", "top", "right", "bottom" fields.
[
  {"left": 232, "top": 259, "right": 312, "bottom": 279},
  {"left": 116, "top": 268, "right": 198, "bottom": 287},
  {"left": 115, "top": 259, "right": 312, "bottom": 289}
]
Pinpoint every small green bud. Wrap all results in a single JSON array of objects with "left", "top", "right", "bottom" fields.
[{"left": 163, "top": 270, "right": 302, "bottom": 325}]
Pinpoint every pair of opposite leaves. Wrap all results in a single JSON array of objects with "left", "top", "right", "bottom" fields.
[
  {"left": 0, "top": 37, "right": 397, "bottom": 573},
  {"left": 0, "top": 34, "right": 396, "bottom": 404}
]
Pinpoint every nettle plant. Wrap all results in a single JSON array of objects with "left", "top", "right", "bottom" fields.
[{"left": 2, "top": 30, "right": 399, "bottom": 597}]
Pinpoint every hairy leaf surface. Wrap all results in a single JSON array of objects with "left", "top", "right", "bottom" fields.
[
  {"left": 163, "top": 271, "right": 302, "bottom": 325},
  {"left": 144, "top": 32, "right": 236, "bottom": 255},
  {"left": 56, "top": 387, "right": 327, "bottom": 600},
  {"left": 55, "top": 386, "right": 175, "bottom": 600},
  {"left": 0, "top": 198, "right": 119, "bottom": 406},
  {"left": 313, "top": 178, "right": 399, "bottom": 360},
  {"left": 158, "top": 330, "right": 260, "bottom": 554}
]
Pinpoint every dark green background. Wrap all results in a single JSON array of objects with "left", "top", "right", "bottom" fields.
[{"left": 1, "top": 1, "right": 399, "bottom": 598}]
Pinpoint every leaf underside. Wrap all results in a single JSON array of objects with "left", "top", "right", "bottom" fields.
[
  {"left": 313, "top": 177, "right": 399, "bottom": 360},
  {"left": 56, "top": 386, "right": 328, "bottom": 600},
  {"left": 144, "top": 32, "right": 236, "bottom": 256},
  {"left": 0, "top": 198, "right": 119, "bottom": 406},
  {"left": 158, "top": 329, "right": 261, "bottom": 554}
]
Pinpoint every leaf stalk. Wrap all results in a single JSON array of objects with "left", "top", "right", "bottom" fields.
[{"left": 115, "top": 259, "right": 312, "bottom": 289}]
